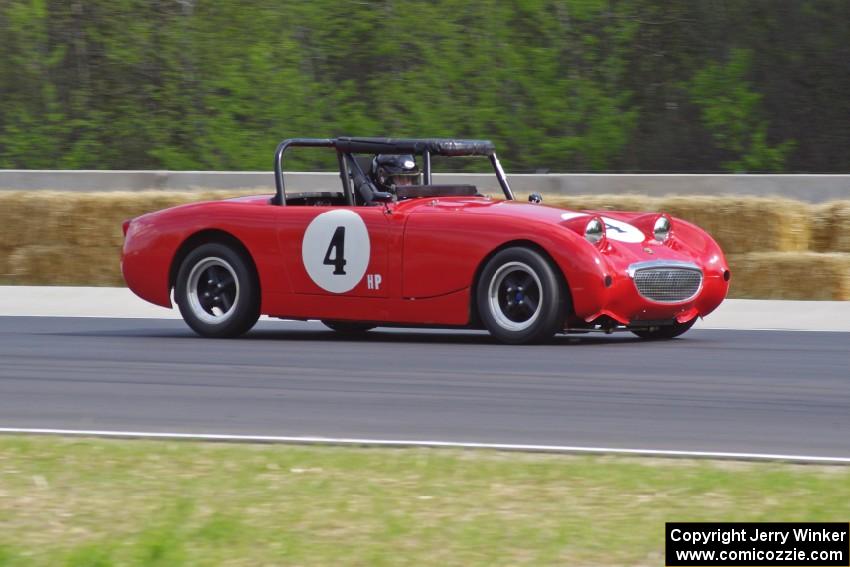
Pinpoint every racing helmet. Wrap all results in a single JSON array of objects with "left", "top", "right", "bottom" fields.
[{"left": 371, "top": 154, "right": 420, "bottom": 192}]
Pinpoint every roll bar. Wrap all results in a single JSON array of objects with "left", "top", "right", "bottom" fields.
[{"left": 272, "top": 138, "right": 334, "bottom": 206}]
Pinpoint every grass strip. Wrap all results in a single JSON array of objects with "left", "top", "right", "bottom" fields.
[{"left": 0, "top": 435, "right": 848, "bottom": 566}]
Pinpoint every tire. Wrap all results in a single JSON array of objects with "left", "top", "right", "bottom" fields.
[
  {"left": 630, "top": 318, "right": 696, "bottom": 340},
  {"left": 476, "top": 246, "right": 567, "bottom": 344},
  {"left": 322, "top": 320, "right": 376, "bottom": 334},
  {"left": 174, "top": 242, "right": 260, "bottom": 338}
]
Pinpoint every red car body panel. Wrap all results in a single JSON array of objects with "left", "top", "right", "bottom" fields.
[{"left": 122, "top": 194, "right": 730, "bottom": 328}]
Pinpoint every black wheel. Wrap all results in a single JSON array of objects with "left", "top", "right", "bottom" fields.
[
  {"left": 630, "top": 318, "right": 696, "bottom": 340},
  {"left": 322, "top": 320, "right": 376, "bottom": 334},
  {"left": 476, "top": 246, "right": 567, "bottom": 344},
  {"left": 175, "top": 242, "right": 260, "bottom": 338}
]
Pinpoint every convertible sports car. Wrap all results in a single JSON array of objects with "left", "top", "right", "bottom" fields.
[{"left": 121, "top": 137, "right": 730, "bottom": 344}]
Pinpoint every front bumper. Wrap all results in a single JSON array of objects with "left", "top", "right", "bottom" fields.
[{"left": 575, "top": 259, "right": 730, "bottom": 327}]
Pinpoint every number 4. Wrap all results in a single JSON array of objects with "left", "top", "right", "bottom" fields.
[{"left": 323, "top": 226, "right": 347, "bottom": 275}]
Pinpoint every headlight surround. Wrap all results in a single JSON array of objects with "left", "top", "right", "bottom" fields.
[
  {"left": 653, "top": 215, "right": 671, "bottom": 242},
  {"left": 585, "top": 217, "right": 605, "bottom": 245}
]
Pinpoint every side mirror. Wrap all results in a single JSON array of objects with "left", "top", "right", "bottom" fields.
[{"left": 528, "top": 193, "right": 543, "bottom": 204}]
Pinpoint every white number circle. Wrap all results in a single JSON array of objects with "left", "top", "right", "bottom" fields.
[
  {"left": 601, "top": 217, "right": 645, "bottom": 243},
  {"left": 560, "top": 212, "right": 646, "bottom": 243},
  {"left": 301, "top": 210, "right": 370, "bottom": 293}
]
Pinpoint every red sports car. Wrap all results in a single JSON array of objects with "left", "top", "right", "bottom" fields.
[{"left": 121, "top": 137, "right": 730, "bottom": 344}]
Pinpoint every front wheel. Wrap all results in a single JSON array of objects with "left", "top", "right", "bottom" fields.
[
  {"left": 175, "top": 242, "right": 260, "bottom": 338},
  {"left": 476, "top": 247, "right": 567, "bottom": 344},
  {"left": 630, "top": 318, "right": 697, "bottom": 340}
]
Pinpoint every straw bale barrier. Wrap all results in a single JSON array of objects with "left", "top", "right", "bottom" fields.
[
  {"left": 545, "top": 195, "right": 810, "bottom": 255},
  {"left": 811, "top": 200, "right": 850, "bottom": 253},
  {"left": 0, "top": 190, "right": 251, "bottom": 285},
  {"left": 728, "top": 252, "right": 850, "bottom": 300},
  {"left": 0, "top": 190, "right": 249, "bottom": 250},
  {"left": 7, "top": 244, "right": 121, "bottom": 286},
  {"left": 1, "top": 191, "right": 850, "bottom": 300},
  {"left": 540, "top": 194, "right": 663, "bottom": 214},
  {"left": 0, "top": 245, "right": 10, "bottom": 281}
]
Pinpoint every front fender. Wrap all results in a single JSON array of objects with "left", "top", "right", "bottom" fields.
[{"left": 522, "top": 227, "right": 613, "bottom": 320}]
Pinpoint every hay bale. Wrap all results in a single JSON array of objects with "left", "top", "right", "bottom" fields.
[
  {"left": 0, "top": 190, "right": 258, "bottom": 249},
  {"left": 62, "top": 190, "right": 258, "bottom": 247},
  {"left": 7, "top": 244, "right": 124, "bottom": 286},
  {"left": 0, "top": 189, "right": 259, "bottom": 286},
  {"left": 0, "top": 246, "right": 12, "bottom": 284},
  {"left": 811, "top": 201, "right": 850, "bottom": 253},
  {"left": 659, "top": 196, "right": 810, "bottom": 255},
  {"left": 728, "top": 252, "right": 850, "bottom": 300},
  {"left": 527, "top": 194, "right": 811, "bottom": 255},
  {"left": 544, "top": 194, "right": 662, "bottom": 213},
  {"left": 61, "top": 191, "right": 195, "bottom": 248},
  {"left": 0, "top": 191, "right": 49, "bottom": 248}
]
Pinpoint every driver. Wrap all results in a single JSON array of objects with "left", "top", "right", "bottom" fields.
[{"left": 371, "top": 154, "right": 420, "bottom": 193}]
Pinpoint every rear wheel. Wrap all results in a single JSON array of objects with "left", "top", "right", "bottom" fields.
[
  {"left": 630, "top": 318, "right": 696, "bottom": 340},
  {"left": 175, "top": 242, "right": 260, "bottom": 338},
  {"left": 476, "top": 247, "right": 567, "bottom": 344},
  {"left": 322, "top": 320, "right": 376, "bottom": 334}
]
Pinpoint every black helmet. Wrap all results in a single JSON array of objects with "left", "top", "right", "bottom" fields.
[{"left": 371, "top": 154, "right": 420, "bottom": 192}]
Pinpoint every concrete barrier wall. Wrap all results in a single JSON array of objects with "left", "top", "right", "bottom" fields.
[{"left": 1, "top": 170, "right": 849, "bottom": 202}]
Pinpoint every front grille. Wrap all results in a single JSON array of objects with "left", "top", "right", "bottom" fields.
[{"left": 632, "top": 266, "right": 702, "bottom": 303}]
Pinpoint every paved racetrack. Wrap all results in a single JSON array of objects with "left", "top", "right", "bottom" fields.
[{"left": 1, "top": 316, "right": 847, "bottom": 458}]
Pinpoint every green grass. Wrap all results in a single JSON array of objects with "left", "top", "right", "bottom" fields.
[{"left": 0, "top": 436, "right": 848, "bottom": 566}]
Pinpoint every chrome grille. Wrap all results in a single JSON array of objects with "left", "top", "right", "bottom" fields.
[{"left": 631, "top": 265, "right": 702, "bottom": 303}]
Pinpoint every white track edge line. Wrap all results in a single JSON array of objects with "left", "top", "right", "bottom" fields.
[{"left": 1, "top": 427, "right": 848, "bottom": 464}]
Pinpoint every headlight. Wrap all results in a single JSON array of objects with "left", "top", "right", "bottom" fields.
[
  {"left": 585, "top": 218, "right": 604, "bottom": 245},
  {"left": 653, "top": 215, "right": 671, "bottom": 242}
]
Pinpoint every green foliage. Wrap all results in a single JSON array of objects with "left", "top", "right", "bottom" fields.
[
  {"left": 0, "top": 1, "right": 846, "bottom": 172},
  {"left": 688, "top": 49, "right": 794, "bottom": 171}
]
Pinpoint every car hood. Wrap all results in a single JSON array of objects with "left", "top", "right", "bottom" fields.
[
  {"left": 399, "top": 196, "right": 721, "bottom": 267},
  {"left": 400, "top": 196, "right": 655, "bottom": 240}
]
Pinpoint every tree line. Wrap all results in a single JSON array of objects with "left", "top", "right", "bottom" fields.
[{"left": 0, "top": 0, "right": 847, "bottom": 173}]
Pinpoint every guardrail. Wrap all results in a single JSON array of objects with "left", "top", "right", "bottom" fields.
[{"left": 1, "top": 170, "right": 848, "bottom": 202}]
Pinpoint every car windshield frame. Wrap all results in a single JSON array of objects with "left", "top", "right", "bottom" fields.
[{"left": 272, "top": 137, "right": 514, "bottom": 206}]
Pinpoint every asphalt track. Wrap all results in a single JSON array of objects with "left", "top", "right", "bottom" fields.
[{"left": 1, "top": 316, "right": 847, "bottom": 459}]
